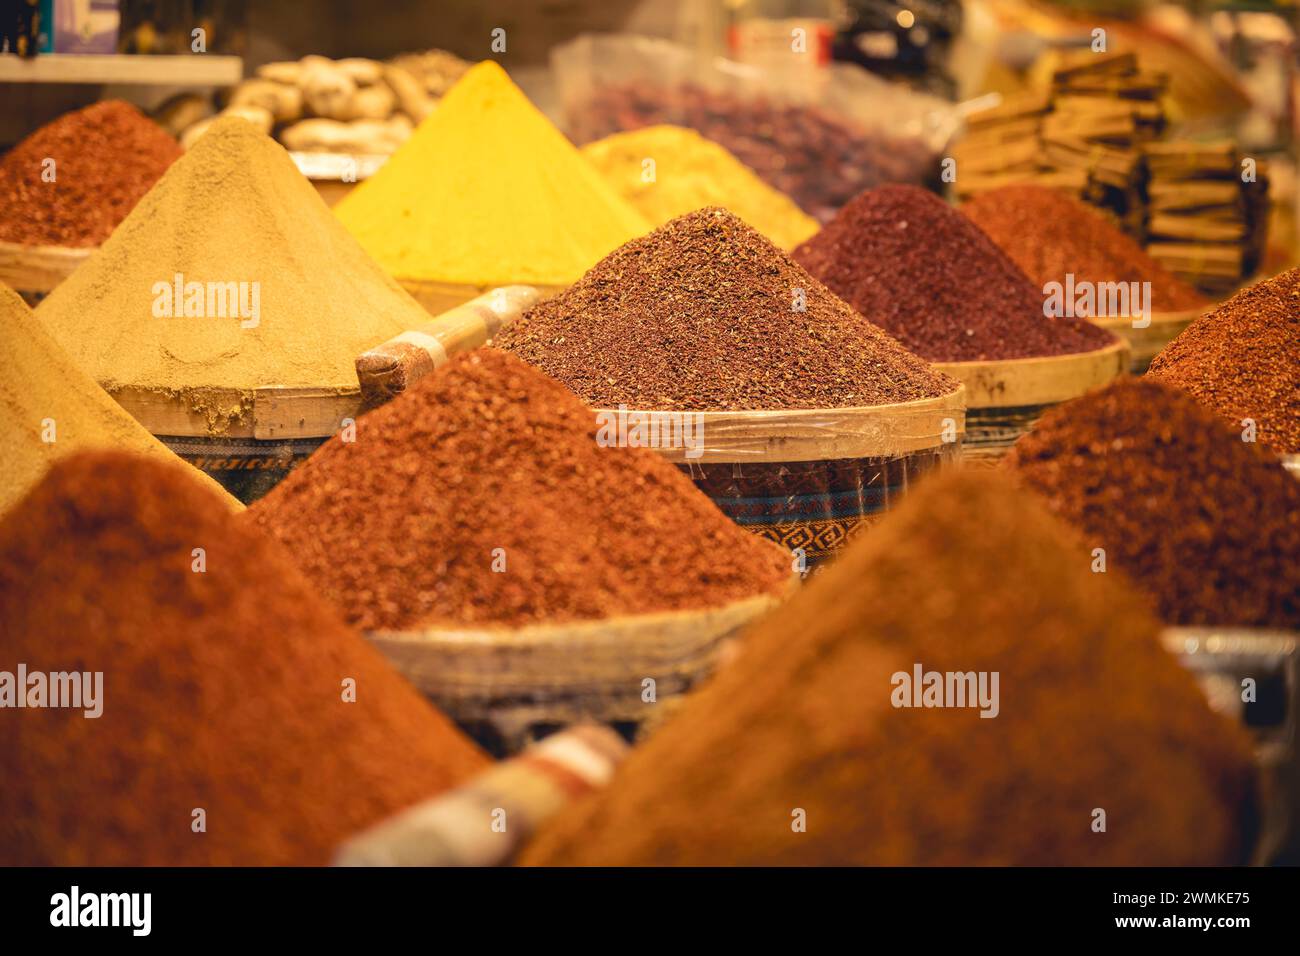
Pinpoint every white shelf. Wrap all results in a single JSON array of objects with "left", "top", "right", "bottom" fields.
[{"left": 0, "top": 53, "right": 242, "bottom": 86}]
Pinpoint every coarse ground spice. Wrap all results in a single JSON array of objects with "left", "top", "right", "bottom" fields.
[
  {"left": 0, "top": 451, "right": 488, "bottom": 866},
  {"left": 493, "top": 207, "right": 956, "bottom": 411},
  {"left": 1006, "top": 378, "right": 1300, "bottom": 628},
  {"left": 792, "top": 184, "right": 1118, "bottom": 362},
  {"left": 580, "top": 125, "right": 819, "bottom": 250},
  {"left": 34, "top": 116, "right": 431, "bottom": 416},
  {"left": 0, "top": 101, "right": 181, "bottom": 247},
  {"left": 248, "top": 348, "right": 793, "bottom": 631},
  {"left": 520, "top": 470, "right": 1256, "bottom": 865},
  {"left": 963, "top": 184, "right": 1208, "bottom": 314},
  {"left": 335, "top": 61, "right": 649, "bottom": 286},
  {"left": 1147, "top": 267, "right": 1299, "bottom": 454},
  {"left": 0, "top": 283, "right": 236, "bottom": 514}
]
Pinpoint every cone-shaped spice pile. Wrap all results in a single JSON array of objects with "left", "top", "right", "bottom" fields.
[
  {"left": 494, "top": 207, "right": 956, "bottom": 411},
  {"left": 520, "top": 470, "right": 1255, "bottom": 865},
  {"left": 1148, "top": 267, "right": 1299, "bottom": 454},
  {"left": 0, "top": 100, "right": 181, "bottom": 247},
  {"left": 0, "top": 284, "right": 234, "bottom": 514},
  {"left": 792, "top": 184, "right": 1117, "bottom": 362},
  {"left": 963, "top": 184, "right": 1207, "bottom": 314},
  {"left": 0, "top": 452, "right": 487, "bottom": 865},
  {"left": 335, "top": 61, "right": 649, "bottom": 286},
  {"left": 35, "top": 116, "right": 430, "bottom": 418},
  {"left": 1006, "top": 378, "right": 1300, "bottom": 628},
  {"left": 248, "top": 348, "right": 793, "bottom": 631}
]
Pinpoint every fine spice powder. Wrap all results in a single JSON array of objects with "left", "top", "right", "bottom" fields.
[
  {"left": 792, "top": 184, "right": 1118, "bottom": 362},
  {"left": 335, "top": 61, "right": 650, "bottom": 287},
  {"left": 494, "top": 207, "right": 956, "bottom": 411},
  {"left": 520, "top": 470, "right": 1255, "bottom": 866},
  {"left": 0, "top": 101, "right": 181, "bottom": 248},
  {"left": 1006, "top": 378, "right": 1300, "bottom": 628},
  {"left": 0, "top": 284, "right": 236, "bottom": 514},
  {"left": 580, "top": 125, "right": 820, "bottom": 250},
  {"left": 1147, "top": 266, "right": 1299, "bottom": 454},
  {"left": 0, "top": 451, "right": 488, "bottom": 865},
  {"left": 248, "top": 348, "right": 793, "bottom": 631},
  {"left": 34, "top": 115, "right": 431, "bottom": 414},
  {"left": 963, "top": 184, "right": 1208, "bottom": 314}
]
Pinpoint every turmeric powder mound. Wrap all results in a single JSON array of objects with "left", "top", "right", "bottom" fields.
[
  {"left": 35, "top": 116, "right": 430, "bottom": 409},
  {"left": 581, "top": 126, "right": 819, "bottom": 250},
  {"left": 521, "top": 470, "right": 1256, "bottom": 866},
  {"left": 0, "top": 451, "right": 488, "bottom": 865},
  {"left": 334, "top": 61, "right": 650, "bottom": 286},
  {"left": 0, "top": 284, "right": 237, "bottom": 514}
]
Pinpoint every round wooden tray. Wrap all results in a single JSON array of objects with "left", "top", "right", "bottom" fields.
[
  {"left": 933, "top": 339, "right": 1130, "bottom": 410},
  {"left": 0, "top": 238, "right": 93, "bottom": 299},
  {"left": 594, "top": 385, "right": 968, "bottom": 465},
  {"left": 1089, "top": 307, "right": 1204, "bottom": 372},
  {"left": 368, "top": 588, "right": 791, "bottom": 755},
  {"left": 397, "top": 278, "right": 567, "bottom": 318}
]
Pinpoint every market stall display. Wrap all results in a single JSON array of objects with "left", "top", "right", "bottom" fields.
[
  {"left": 33, "top": 115, "right": 432, "bottom": 502},
  {"left": 519, "top": 469, "right": 1256, "bottom": 866},
  {"left": 793, "top": 184, "right": 1124, "bottom": 460},
  {"left": 0, "top": 451, "right": 488, "bottom": 866},
  {"left": 495, "top": 208, "right": 965, "bottom": 563},
  {"left": 334, "top": 61, "right": 649, "bottom": 314},
  {"left": 0, "top": 101, "right": 181, "bottom": 299}
]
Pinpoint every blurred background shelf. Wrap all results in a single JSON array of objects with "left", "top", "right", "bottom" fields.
[{"left": 0, "top": 54, "right": 242, "bottom": 86}]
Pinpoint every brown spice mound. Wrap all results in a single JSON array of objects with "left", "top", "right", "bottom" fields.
[
  {"left": 0, "top": 101, "right": 181, "bottom": 247},
  {"left": 248, "top": 348, "right": 793, "bottom": 631},
  {"left": 0, "top": 451, "right": 488, "bottom": 866},
  {"left": 1147, "top": 267, "right": 1300, "bottom": 454},
  {"left": 792, "top": 184, "right": 1117, "bottom": 362},
  {"left": 521, "top": 470, "right": 1255, "bottom": 865},
  {"left": 493, "top": 207, "right": 955, "bottom": 411},
  {"left": 1006, "top": 378, "right": 1300, "bottom": 628},
  {"left": 964, "top": 184, "right": 1209, "bottom": 314}
]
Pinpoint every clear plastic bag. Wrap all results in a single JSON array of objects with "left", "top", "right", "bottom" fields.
[{"left": 552, "top": 33, "right": 962, "bottom": 223}]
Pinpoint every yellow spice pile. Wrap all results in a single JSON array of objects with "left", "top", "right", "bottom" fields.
[
  {"left": 582, "top": 125, "right": 820, "bottom": 250},
  {"left": 35, "top": 116, "right": 430, "bottom": 424},
  {"left": 0, "top": 284, "right": 236, "bottom": 514},
  {"left": 335, "top": 61, "right": 649, "bottom": 287}
]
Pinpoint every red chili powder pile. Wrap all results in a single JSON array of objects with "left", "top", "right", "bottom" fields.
[
  {"left": 792, "top": 184, "right": 1118, "bottom": 362},
  {"left": 0, "top": 451, "right": 488, "bottom": 866},
  {"left": 1006, "top": 378, "right": 1300, "bottom": 628},
  {"left": 1148, "top": 267, "right": 1299, "bottom": 454},
  {"left": 248, "top": 348, "right": 793, "bottom": 631},
  {"left": 493, "top": 207, "right": 955, "bottom": 411},
  {"left": 964, "top": 184, "right": 1208, "bottom": 314},
  {"left": 520, "top": 469, "right": 1255, "bottom": 865},
  {"left": 0, "top": 101, "right": 182, "bottom": 247}
]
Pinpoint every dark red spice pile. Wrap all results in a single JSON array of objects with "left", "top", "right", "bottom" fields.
[
  {"left": 964, "top": 184, "right": 1208, "bottom": 314},
  {"left": 0, "top": 451, "right": 488, "bottom": 866},
  {"left": 792, "top": 184, "right": 1118, "bottom": 362},
  {"left": 249, "top": 348, "right": 793, "bottom": 631},
  {"left": 1006, "top": 378, "right": 1300, "bottom": 628},
  {"left": 0, "top": 101, "right": 182, "bottom": 247},
  {"left": 522, "top": 470, "right": 1256, "bottom": 865},
  {"left": 1148, "top": 267, "right": 1299, "bottom": 454},
  {"left": 494, "top": 207, "right": 956, "bottom": 411}
]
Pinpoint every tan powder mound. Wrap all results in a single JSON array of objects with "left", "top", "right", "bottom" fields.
[
  {"left": 35, "top": 116, "right": 431, "bottom": 422},
  {"left": 0, "top": 284, "right": 237, "bottom": 515},
  {"left": 521, "top": 470, "right": 1255, "bottom": 866}
]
